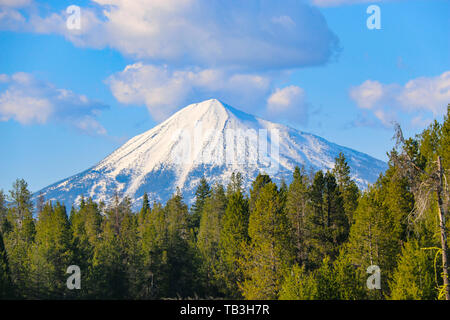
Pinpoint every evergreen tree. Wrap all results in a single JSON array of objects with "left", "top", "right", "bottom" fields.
[
  {"left": 390, "top": 240, "right": 437, "bottom": 300},
  {"left": 190, "top": 177, "right": 211, "bottom": 235},
  {"left": 226, "top": 172, "right": 244, "bottom": 196},
  {"left": 332, "top": 153, "right": 360, "bottom": 224},
  {"left": 139, "top": 202, "right": 167, "bottom": 298},
  {"left": 240, "top": 182, "right": 294, "bottom": 299},
  {"left": 305, "top": 171, "right": 348, "bottom": 268},
  {"left": 117, "top": 197, "right": 145, "bottom": 298},
  {"left": 4, "top": 179, "right": 35, "bottom": 298},
  {"left": 0, "top": 191, "right": 10, "bottom": 234},
  {"left": 347, "top": 189, "right": 402, "bottom": 298},
  {"left": 138, "top": 192, "right": 150, "bottom": 226},
  {"left": 90, "top": 195, "right": 127, "bottom": 299},
  {"left": 162, "top": 189, "right": 200, "bottom": 297},
  {"left": 332, "top": 250, "right": 367, "bottom": 300},
  {"left": 28, "top": 202, "right": 73, "bottom": 299},
  {"left": 70, "top": 197, "right": 102, "bottom": 298},
  {"left": 218, "top": 184, "right": 249, "bottom": 298},
  {"left": 0, "top": 231, "right": 13, "bottom": 298},
  {"left": 197, "top": 184, "right": 227, "bottom": 297},
  {"left": 249, "top": 173, "right": 272, "bottom": 212},
  {"left": 285, "top": 166, "right": 309, "bottom": 265},
  {"left": 279, "top": 264, "right": 316, "bottom": 300}
]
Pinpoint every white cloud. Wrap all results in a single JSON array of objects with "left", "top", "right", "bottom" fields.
[
  {"left": 267, "top": 85, "right": 308, "bottom": 124},
  {"left": 107, "top": 63, "right": 272, "bottom": 121},
  {"left": 0, "top": 0, "right": 339, "bottom": 70},
  {"left": 350, "top": 71, "right": 450, "bottom": 126},
  {"left": 0, "top": 72, "right": 108, "bottom": 135}
]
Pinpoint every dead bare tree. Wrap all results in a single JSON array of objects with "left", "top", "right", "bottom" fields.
[{"left": 392, "top": 123, "right": 449, "bottom": 300}]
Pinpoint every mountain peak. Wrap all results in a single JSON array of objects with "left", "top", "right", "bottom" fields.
[
  {"left": 35, "top": 100, "right": 387, "bottom": 209},
  {"left": 183, "top": 98, "right": 228, "bottom": 115}
]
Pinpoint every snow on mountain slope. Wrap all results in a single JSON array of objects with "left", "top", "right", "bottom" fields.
[{"left": 35, "top": 99, "right": 387, "bottom": 209}]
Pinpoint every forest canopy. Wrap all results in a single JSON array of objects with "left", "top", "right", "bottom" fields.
[{"left": 0, "top": 106, "right": 449, "bottom": 300}]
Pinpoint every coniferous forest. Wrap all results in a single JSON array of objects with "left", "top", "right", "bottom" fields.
[{"left": 0, "top": 106, "right": 449, "bottom": 300}]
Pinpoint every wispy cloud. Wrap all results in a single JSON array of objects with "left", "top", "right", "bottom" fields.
[
  {"left": 350, "top": 71, "right": 450, "bottom": 127},
  {"left": 0, "top": 72, "right": 108, "bottom": 135}
]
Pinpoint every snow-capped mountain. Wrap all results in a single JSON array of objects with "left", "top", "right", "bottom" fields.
[{"left": 35, "top": 99, "right": 387, "bottom": 209}]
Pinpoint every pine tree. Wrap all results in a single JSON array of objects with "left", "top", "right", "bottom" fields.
[
  {"left": 218, "top": 184, "right": 249, "bottom": 298},
  {"left": 28, "top": 202, "right": 73, "bottom": 299},
  {"left": 305, "top": 171, "right": 348, "bottom": 268},
  {"left": 332, "top": 153, "right": 360, "bottom": 224},
  {"left": 279, "top": 264, "right": 316, "bottom": 300},
  {"left": 249, "top": 173, "right": 272, "bottom": 212},
  {"left": 240, "top": 182, "right": 294, "bottom": 299},
  {"left": 285, "top": 166, "right": 309, "bottom": 265},
  {"left": 70, "top": 197, "right": 102, "bottom": 298},
  {"left": 117, "top": 197, "right": 145, "bottom": 298},
  {"left": 197, "top": 184, "right": 227, "bottom": 297},
  {"left": 332, "top": 250, "right": 367, "bottom": 300},
  {"left": 3, "top": 179, "right": 35, "bottom": 298},
  {"left": 0, "top": 231, "right": 13, "bottom": 298},
  {"left": 226, "top": 172, "right": 244, "bottom": 196},
  {"left": 190, "top": 177, "right": 211, "bottom": 235},
  {"left": 390, "top": 240, "right": 437, "bottom": 300},
  {"left": 162, "top": 189, "right": 200, "bottom": 297},
  {"left": 347, "top": 188, "right": 402, "bottom": 298},
  {"left": 139, "top": 202, "right": 167, "bottom": 298},
  {"left": 0, "top": 191, "right": 10, "bottom": 234},
  {"left": 138, "top": 192, "right": 150, "bottom": 226},
  {"left": 90, "top": 195, "right": 127, "bottom": 299}
]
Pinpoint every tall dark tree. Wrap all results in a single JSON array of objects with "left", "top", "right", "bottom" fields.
[
  {"left": 4, "top": 179, "right": 35, "bottom": 298},
  {"left": 286, "top": 166, "right": 310, "bottom": 265},
  {"left": 190, "top": 177, "right": 211, "bottom": 234},
  {"left": 197, "top": 184, "right": 227, "bottom": 296},
  {"left": 0, "top": 231, "right": 13, "bottom": 298},
  {"left": 305, "top": 171, "right": 348, "bottom": 268},
  {"left": 219, "top": 184, "right": 249, "bottom": 298},
  {"left": 249, "top": 173, "right": 272, "bottom": 212},
  {"left": 332, "top": 153, "right": 360, "bottom": 224},
  {"left": 138, "top": 192, "right": 150, "bottom": 225},
  {"left": 0, "top": 191, "right": 10, "bottom": 234},
  {"left": 241, "top": 182, "right": 294, "bottom": 299},
  {"left": 28, "top": 202, "right": 73, "bottom": 299}
]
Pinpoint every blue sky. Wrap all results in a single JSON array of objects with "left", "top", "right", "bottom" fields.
[{"left": 0, "top": 0, "right": 449, "bottom": 193}]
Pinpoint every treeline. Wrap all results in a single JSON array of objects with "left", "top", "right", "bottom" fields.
[{"left": 0, "top": 106, "right": 448, "bottom": 300}]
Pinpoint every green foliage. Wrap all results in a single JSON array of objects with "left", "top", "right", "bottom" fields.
[
  {"left": 218, "top": 184, "right": 249, "bottom": 298},
  {"left": 390, "top": 240, "right": 437, "bottom": 300},
  {"left": 305, "top": 171, "right": 348, "bottom": 268},
  {"left": 285, "top": 166, "right": 309, "bottom": 265},
  {"left": 197, "top": 184, "right": 227, "bottom": 297},
  {"left": 0, "top": 231, "right": 13, "bottom": 298},
  {"left": 27, "top": 202, "right": 73, "bottom": 299},
  {"left": 347, "top": 189, "right": 402, "bottom": 298},
  {"left": 240, "top": 182, "right": 294, "bottom": 299},
  {"left": 279, "top": 264, "right": 316, "bottom": 300},
  {"left": 190, "top": 177, "right": 211, "bottom": 235}
]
